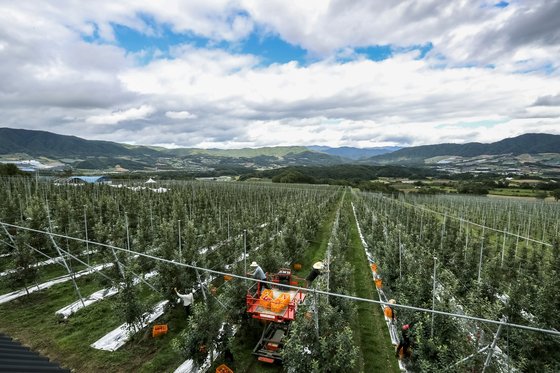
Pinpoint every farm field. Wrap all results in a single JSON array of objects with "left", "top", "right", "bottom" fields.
[
  {"left": 353, "top": 191, "right": 560, "bottom": 371},
  {"left": 4, "top": 2, "right": 560, "bottom": 372},
  {"left": 0, "top": 177, "right": 558, "bottom": 372}
]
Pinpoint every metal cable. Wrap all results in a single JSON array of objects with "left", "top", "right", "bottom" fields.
[{"left": 1, "top": 220, "right": 559, "bottom": 337}]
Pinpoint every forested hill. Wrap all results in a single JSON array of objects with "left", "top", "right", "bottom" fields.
[
  {"left": 0, "top": 127, "right": 159, "bottom": 158},
  {"left": 370, "top": 133, "right": 560, "bottom": 163},
  {"left": 165, "top": 146, "right": 309, "bottom": 158},
  {"left": 3, "top": 127, "right": 559, "bottom": 171},
  {"left": 0, "top": 128, "right": 342, "bottom": 170},
  {"left": 241, "top": 164, "right": 439, "bottom": 183},
  {"left": 307, "top": 145, "right": 400, "bottom": 160},
  {"left": 0, "top": 127, "right": 326, "bottom": 158},
  {"left": 0, "top": 128, "right": 314, "bottom": 159}
]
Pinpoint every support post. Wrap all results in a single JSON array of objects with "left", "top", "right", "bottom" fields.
[
  {"left": 84, "top": 206, "right": 90, "bottom": 266},
  {"left": 243, "top": 229, "right": 247, "bottom": 286},
  {"left": 482, "top": 319, "right": 506, "bottom": 373},
  {"left": 195, "top": 263, "right": 207, "bottom": 302},
  {"left": 313, "top": 287, "right": 319, "bottom": 338},
  {"left": 111, "top": 246, "right": 126, "bottom": 279},
  {"left": 465, "top": 223, "right": 469, "bottom": 261},
  {"left": 399, "top": 229, "right": 402, "bottom": 281},
  {"left": 46, "top": 202, "right": 85, "bottom": 307},
  {"left": 478, "top": 225, "right": 485, "bottom": 283},
  {"left": 125, "top": 212, "right": 131, "bottom": 253},
  {"left": 525, "top": 216, "right": 531, "bottom": 248},
  {"left": 501, "top": 228, "right": 506, "bottom": 268},
  {"left": 440, "top": 213, "right": 447, "bottom": 253},
  {"left": 178, "top": 220, "right": 182, "bottom": 263},
  {"left": 419, "top": 211, "right": 423, "bottom": 241},
  {"left": 124, "top": 212, "right": 132, "bottom": 273},
  {"left": 431, "top": 256, "right": 437, "bottom": 339},
  {"left": 149, "top": 204, "right": 154, "bottom": 234},
  {"left": 514, "top": 225, "right": 520, "bottom": 257}
]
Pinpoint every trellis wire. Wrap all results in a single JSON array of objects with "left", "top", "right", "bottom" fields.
[{"left": 1, "top": 220, "right": 559, "bottom": 337}]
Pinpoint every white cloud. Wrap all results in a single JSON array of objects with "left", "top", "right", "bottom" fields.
[
  {"left": 2, "top": 1, "right": 560, "bottom": 149},
  {"left": 145, "top": 46, "right": 560, "bottom": 146},
  {"left": 0, "top": 1, "right": 253, "bottom": 45},
  {"left": 165, "top": 111, "right": 197, "bottom": 119},
  {"left": 86, "top": 105, "right": 155, "bottom": 124},
  {"left": 241, "top": 1, "right": 482, "bottom": 54},
  {"left": 241, "top": 0, "right": 560, "bottom": 70}
]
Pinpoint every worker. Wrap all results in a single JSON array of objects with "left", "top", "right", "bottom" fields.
[
  {"left": 174, "top": 287, "right": 194, "bottom": 317},
  {"left": 306, "top": 261, "right": 325, "bottom": 284},
  {"left": 396, "top": 323, "right": 413, "bottom": 359},
  {"left": 384, "top": 299, "right": 396, "bottom": 323},
  {"left": 249, "top": 261, "right": 269, "bottom": 290}
]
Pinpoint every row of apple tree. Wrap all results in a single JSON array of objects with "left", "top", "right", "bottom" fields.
[{"left": 352, "top": 191, "right": 559, "bottom": 372}]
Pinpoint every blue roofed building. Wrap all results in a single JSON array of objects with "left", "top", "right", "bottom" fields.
[{"left": 66, "top": 176, "right": 110, "bottom": 184}]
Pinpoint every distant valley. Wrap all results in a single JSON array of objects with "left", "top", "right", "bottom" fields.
[{"left": 1, "top": 128, "right": 559, "bottom": 177}]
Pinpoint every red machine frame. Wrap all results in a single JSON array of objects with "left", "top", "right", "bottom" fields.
[{"left": 246, "top": 268, "right": 307, "bottom": 322}]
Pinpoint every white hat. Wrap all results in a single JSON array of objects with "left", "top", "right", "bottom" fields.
[
  {"left": 389, "top": 299, "right": 396, "bottom": 304},
  {"left": 250, "top": 261, "right": 258, "bottom": 267},
  {"left": 313, "top": 261, "right": 324, "bottom": 270}
]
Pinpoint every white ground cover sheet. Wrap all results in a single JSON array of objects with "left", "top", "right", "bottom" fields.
[
  {"left": 0, "top": 250, "right": 97, "bottom": 277},
  {"left": 90, "top": 300, "right": 169, "bottom": 351},
  {"left": 0, "top": 263, "right": 113, "bottom": 305},
  {"left": 55, "top": 271, "right": 158, "bottom": 319},
  {"left": 92, "top": 222, "right": 272, "bottom": 355}
]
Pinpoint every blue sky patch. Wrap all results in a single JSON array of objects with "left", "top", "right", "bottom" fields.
[
  {"left": 112, "top": 20, "right": 210, "bottom": 54},
  {"left": 81, "top": 23, "right": 100, "bottom": 44},
  {"left": 387, "top": 43, "right": 434, "bottom": 60},
  {"left": 81, "top": 16, "right": 216, "bottom": 61},
  {"left": 240, "top": 33, "right": 307, "bottom": 65},
  {"left": 415, "top": 42, "right": 433, "bottom": 59},
  {"left": 82, "top": 17, "right": 439, "bottom": 68},
  {"left": 338, "top": 43, "right": 432, "bottom": 63},
  {"left": 495, "top": 1, "right": 509, "bottom": 8},
  {"left": 82, "top": 19, "right": 310, "bottom": 66},
  {"left": 354, "top": 45, "right": 393, "bottom": 61}
]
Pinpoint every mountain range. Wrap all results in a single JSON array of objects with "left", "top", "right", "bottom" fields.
[
  {"left": 1, "top": 128, "right": 559, "bottom": 175},
  {"left": 307, "top": 145, "right": 401, "bottom": 160},
  {"left": 372, "top": 133, "right": 560, "bottom": 163}
]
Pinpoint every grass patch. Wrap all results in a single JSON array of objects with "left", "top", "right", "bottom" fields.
[
  {"left": 0, "top": 190, "right": 352, "bottom": 373},
  {"left": 0, "top": 273, "right": 187, "bottom": 372},
  {"left": 346, "top": 198, "right": 400, "bottom": 373},
  {"left": 229, "top": 190, "right": 345, "bottom": 372},
  {"left": 0, "top": 255, "right": 13, "bottom": 271},
  {"left": 490, "top": 188, "right": 541, "bottom": 197},
  {"left": 226, "top": 320, "right": 282, "bottom": 373},
  {"left": 294, "top": 190, "right": 345, "bottom": 277}
]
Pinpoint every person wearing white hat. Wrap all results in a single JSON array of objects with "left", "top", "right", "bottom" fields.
[
  {"left": 385, "top": 299, "right": 396, "bottom": 323},
  {"left": 248, "top": 261, "right": 269, "bottom": 289},
  {"left": 174, "top": 287, "right": 194, "bottom": 317},
  {"left": 306, "top": 261, "right": 326, "bottom": 285}
]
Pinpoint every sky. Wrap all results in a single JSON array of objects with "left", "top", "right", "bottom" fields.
[{"left": 1, "top": 0, "right": 560, "bottom": 149}]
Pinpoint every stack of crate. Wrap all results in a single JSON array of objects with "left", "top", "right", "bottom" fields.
[
  {"left": 258, "top": 289, "right": 274, "bottom": 309},
  {"left": 270, "top": 293, "right": 290, "bottom": 313},
  {"left": 152, "top": 324, "right": 168, "bottom": 338}
]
